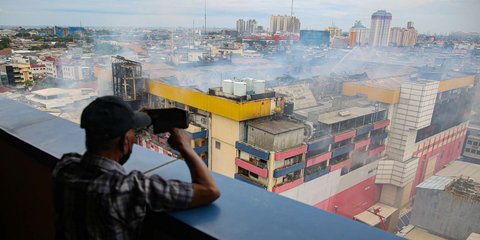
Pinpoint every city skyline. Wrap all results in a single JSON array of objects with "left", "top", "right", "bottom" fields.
[{"left": 0, "top": 0, "right": 479, "bottom": 34}]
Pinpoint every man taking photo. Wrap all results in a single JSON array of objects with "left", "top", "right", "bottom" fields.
[{"left": 53, "top": 95, "right": 220, "bottom": 239}]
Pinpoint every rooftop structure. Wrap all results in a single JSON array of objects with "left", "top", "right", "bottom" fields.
[
  {"left": 411, "top": 176, "right": 480, "bottom": 240},
  {"left": 436, "top": 160, "right": 480, "bottom": 182},
  {"left": 111, "top": 56, "right": 144, "bottom": 109}
]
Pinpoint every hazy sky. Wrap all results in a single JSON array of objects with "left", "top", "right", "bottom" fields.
[{"left": 0, "top": 0, "right": 479, "bottom": 34}]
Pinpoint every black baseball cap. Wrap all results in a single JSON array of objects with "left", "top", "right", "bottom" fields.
[{"left": 81, "top": 96, "right": 151, "bottom": 138}]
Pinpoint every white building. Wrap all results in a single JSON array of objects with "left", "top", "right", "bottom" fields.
[
  {"left": 369, "top": 10, "right": 392, "bottom": 47},
  {"left": 236, "top": 19, "right": 246, "bottom": 34},
  {"left": 43, "top": 60, "right": 57, "bottom": 77},
  {"left": 62, "top": 65, "right": 92, "bottom": 81},
  {"left": 270, "top": 15, "right": 300, "bottom": 34},
  {"left": 349, "top": 21, "right": 369, "bottom": 46}
]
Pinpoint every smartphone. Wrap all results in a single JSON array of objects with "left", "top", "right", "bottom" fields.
[{"left": 145, "top": 108, "right": 189, "bottom": 133}]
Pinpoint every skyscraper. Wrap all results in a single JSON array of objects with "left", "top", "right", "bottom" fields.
[
  {"left": 388, "top": 22, "right": 418, "bottom": 47},
  {"left": 348, "top": 21, "right": 369, "bottom": 47},
  {"left": 270, "top": 15, "right": 300, "bottom": 34},
  {"left": 369, "top": 10, "right": 392, "bottom": 47},
  {"left": 236, "top": 19, "right": 246, "bottom": 34},
  {"left": 246, "top": 19, "right": 257, "bottom": 34},
  {"left": 388, "top": 27, "right": 402, "bottom": 46}
]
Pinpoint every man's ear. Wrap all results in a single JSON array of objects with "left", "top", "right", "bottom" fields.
[{"left": 122, "top": 129, "right": 134, "bottom": 154}]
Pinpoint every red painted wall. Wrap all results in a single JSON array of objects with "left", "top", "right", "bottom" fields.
[
  {"left": 410, "top": 127, "right": 466, "bottom": 197},
  {"left": 314, "top": 176, "right": 381, "bottom": 219}
]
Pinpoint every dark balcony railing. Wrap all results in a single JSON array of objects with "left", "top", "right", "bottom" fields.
[
  {"left": 191, "top": 129, "right": 208, "bottom": 139},
  {"left": 235, "top": 141, "right": 270, "bottom": 161},
  {"left": 304, "top": 167, "right": 330, "bottom": 182},
  {"left": 0, "top": 97, "right": 402, "bottom": 240},
  {"left": 273, "top": 162, "right": 306, "bottom": 178},
  {"left": 193, "top": 145, "right": 209, "bottom": 154},
  {"left": 331, "top": 143, "right": 354, "bottom": 158},
  {"left": 371, "top": 132, "right": 388, "bottom": 144},
  {"left": 355, "top": 124, "right": 373, "bottom": 136},
  {"left": 307, "top": 135, "right": 333, "bottom": 152}
]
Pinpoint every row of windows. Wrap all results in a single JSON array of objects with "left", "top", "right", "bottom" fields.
[
  {"left": 465, "top": 148, "right": 480, "bottom": 155},
  {"left": 467, "top": 140, "right": 479, "bottom": 146}
]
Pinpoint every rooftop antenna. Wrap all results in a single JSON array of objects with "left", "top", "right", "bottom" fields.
[{"left": 291, "top": 0, "right": 293, "bottom": 16}]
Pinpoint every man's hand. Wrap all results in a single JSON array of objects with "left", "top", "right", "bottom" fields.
[{"left": 167, "top": 128, "right": 192, "bottom": 152}]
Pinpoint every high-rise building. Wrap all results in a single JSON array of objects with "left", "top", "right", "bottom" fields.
[
  {"left": 400, "top": 27, "right": 418, "bottom": 47},
  {"left": 236, "top": 19, "right": 246, "bottom": 34},
  {"left": 389, "top": 22, "right": 418, "bottom": 47},
  {"left": 388, "top": 27, "right": 402, "bottom": 46},
  {"left": 270, "top": 15, "right": 301, "bottom": 34},
  {"left": 246, "top": 19, "right": 257, "bottom": 34},
  {"left": 369, "top": 10, "right": 392, "bottom": 47},
  {"left": 326, "top": 26, "right": 342, "bottom": 39},
  {"left": 348, "top": 21, "right": 369, "bottom": 47}
]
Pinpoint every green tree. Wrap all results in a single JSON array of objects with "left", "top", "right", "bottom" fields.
[{"left": 0, "top": 37, "right": 11, "bottom": 49}]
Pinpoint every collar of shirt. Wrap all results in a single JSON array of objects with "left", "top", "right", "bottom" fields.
[{"left": 81, "top": 153, "right": 127, "bottom": 175}]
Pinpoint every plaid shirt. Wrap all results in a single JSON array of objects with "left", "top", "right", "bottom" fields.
[{"left": 53, "top": 152, "right": 193, "bottom": 240}]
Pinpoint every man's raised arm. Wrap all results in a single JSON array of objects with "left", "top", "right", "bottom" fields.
[{"left": 168, "top": 128, "right": 220, "bottom": 207}]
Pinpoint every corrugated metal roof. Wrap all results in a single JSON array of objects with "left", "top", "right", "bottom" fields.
[
  {"left": 417, "top": 176, "right": 453, "bottom": 190},
  {"left": 436, "top": 160, "right": 480, "bottom": 182}
]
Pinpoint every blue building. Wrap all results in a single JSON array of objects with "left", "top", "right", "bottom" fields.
[
  {"left": 300, "top": 30, "right": 330, "bottom": 46},
  {"left": 53, "top": 26, "right": 85, "bottom": 38}
]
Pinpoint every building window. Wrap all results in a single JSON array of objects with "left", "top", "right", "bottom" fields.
[
  {"left": 474, "top": 142, "right": 478, "bottom": 146},
  {"left": 477, "top": 150, "right": 480, "bottom": 155},
  {"left": 215, "top": 141, "right": 221, "bottom": 149},
  {"left": 466, "top": 148, "right": 471, "bottom": 153}
]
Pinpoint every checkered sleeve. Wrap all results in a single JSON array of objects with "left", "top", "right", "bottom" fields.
[{"left": 145, "top": 174, "right": 194, "bottom": 211}]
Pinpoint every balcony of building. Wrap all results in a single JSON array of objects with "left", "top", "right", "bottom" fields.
[
  {"left": 331, "top": 143, "right": 355, "bottom": 158},
  {"left": 235, "top": 167, "right": 268, "bottom": 189},
  {"left": 306, "top": 135, "right": 332, "bottom": 158},
  {"left": 273, "top": 159, "right": 306, "bottom": 178},
  {"left": 304, "top": 161, "right": 330, "bottom": 182},
  {"left": 0, "top": 97, "right": 402, "bottom": 239},
  {"left": 272, "top": 170, "right": 304, "bottom": 194},
  {"left": 370, "top": 131, "right": 388, "bottom": 145},
  {"left": 306, "top": 151, "right": 332, "bottom": 167},
  {"left": 329, "top": 153, "right": 352, "bottom": 171},
  {"left": 235, "top": 157, "right": 268, "bottom": 178},
  {"left": 235, "top": 141, "right": 270, "bottom": 161},
  {"left": 274, "top": 144, "right": 308, "bottom": 161}
]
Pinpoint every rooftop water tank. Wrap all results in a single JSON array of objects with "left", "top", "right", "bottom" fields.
[
  {"left": 245, "top": 78, "right": 254, "bottom": 93},
  {"left": 233, "top": 81, "right": 247, "bottom": 96},
  {"left": 253, "top": 80, "right": 265, "bottom": 94},
  {"left": 222, "top": 79, "right": 233, "bottom": 94}
]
